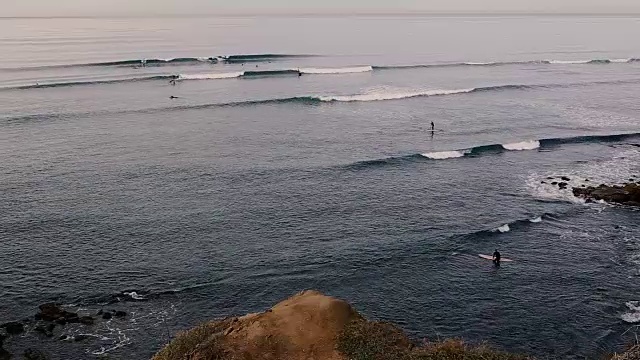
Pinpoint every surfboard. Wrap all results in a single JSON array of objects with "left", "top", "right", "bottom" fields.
[{"left": 479, "top": 254, "right": 514, "bottom": 262}]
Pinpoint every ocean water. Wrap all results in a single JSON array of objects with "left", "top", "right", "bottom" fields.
[{"left": 1, "top": 15, "right": 640, "bottom": 359}]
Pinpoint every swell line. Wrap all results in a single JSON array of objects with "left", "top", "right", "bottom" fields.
[
  {"left": 0, "top": 53, "right": 314, "bottom": 71},
  {"left": 3, "top": 79, "right": 640, "bottom": 122},
  {"left": 344, "top": 133, "right": 640, "bottom": 170}
]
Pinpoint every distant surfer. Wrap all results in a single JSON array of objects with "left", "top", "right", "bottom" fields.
[
  {"left": 169, "top": 96, "right": 179, "bottom": 99},
  {"left": 430, "top": 121, "right": 435, "bottom": 131},
  {"left": 492, "top": 249, "right": 501, "bottom": 266},
  {"left": 169, "top": 79, "right": 176, "bottom": 86}
]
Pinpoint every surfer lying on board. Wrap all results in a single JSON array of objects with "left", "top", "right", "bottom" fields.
[{"left": 492, "top": 249, "right": 501, "bottom": 266}]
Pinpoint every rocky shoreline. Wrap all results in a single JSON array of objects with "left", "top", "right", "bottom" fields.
[
  {"left": 541, "top": 174, "right": 640, "bottom": 206},
  {"left": 573, "top": 183, "right": 640, "bottom": 206},
  {"left": 0, "top": 303, "right": 128, "bottom": 360}
]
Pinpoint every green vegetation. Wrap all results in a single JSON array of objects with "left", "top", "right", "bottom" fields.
[
  {"left": 610, "top": 345, "right": 640, "bottom": 360},
  {"left": 152, "top": 319, "right": 231, "bottom": 360},
  {"left": 337, "top": 319, "right": 531, "bottom": 360}
]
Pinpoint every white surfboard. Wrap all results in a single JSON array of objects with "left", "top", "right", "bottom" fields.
[{"left": 479, "top": 254, "right": 514, "bottom": 262}]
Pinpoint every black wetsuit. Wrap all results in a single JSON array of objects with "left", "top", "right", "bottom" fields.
[
  {"left": 493, "top": 250, "right": 501, "bottom": 265},
  {"left": 430, "top": 122, "right": 435, "bottom": 131}
]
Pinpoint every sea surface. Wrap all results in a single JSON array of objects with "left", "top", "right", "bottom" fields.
[{"left": 1, "top": 15, "right": 640, "bottom": 359}]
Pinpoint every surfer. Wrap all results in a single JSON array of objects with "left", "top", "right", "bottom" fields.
[
  {"left": 430, "top": 121, "right": 435, "bottom": 131},
  {"left": 169, "top": 96, "right": 179, "bottom": 99},
  {"left": 492, "top": 249, "right": 501, "bottom": 266},
  {"left": 169, "top": 79, "right": 176, "bottom": 86}
]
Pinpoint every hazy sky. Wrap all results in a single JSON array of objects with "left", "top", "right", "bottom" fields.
[{"left": 4, "top": 0, "right": 640, "bottom": 16}]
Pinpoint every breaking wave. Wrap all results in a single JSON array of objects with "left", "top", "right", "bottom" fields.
[
  {"left": 3, "top": 75, "right": 175, "bottom": 90},
  {"left": 502, "top": 140, "right": 541, "bottom": 151},
  {"left": 219, "top": 54, "right": 313, "bottom": 63},
  {"left": 178, "top": 72, "right": 244, "bottom": 80},
  {"left": 3, "top": 55, "right": 637, "bottom": 72},
  {"left": 421, "top": 150, "right": 469, "bottom": 160},
  {"left": 317, "top": 88, "right": 476, "bottom": 102},
  {"left": 300, "top": 65, "right": 373, "bottom": 74},
  {"left": 176, "top": 66, "right": 373, "bottom": 80},
  {"left": 0, "top": 53, "right": 313, "bottom": 71},
  {"left": 343, "top": 132, "right": 640, "bottom": 169}
]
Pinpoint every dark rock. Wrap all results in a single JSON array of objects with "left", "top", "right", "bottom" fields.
[
  {"left": 24, "top": 348, "right": 48, "bottom": 360},
  {"left": 572, "top": 183, "right": 640, "bottom": 206},
  {"left": 74, "top": 335, "right": 90, "bottom": 342},
  {"left": 114, "top": 311, "right": 127, "bottom": 318},
  {"left": 551, "top": 181, "right": 558, "bottom": 185},
  {"left": 1, "top": 321, "right": 24, "bottom": 335},
  {"left": 102, "top": 312, "right": 112, "bottom": 320},
  {"left": 37, "top": 303, "right": 78, "bottom": 323},
  {"left": 561, "top": 176, "right": 571, "bottom": 181},
  {"left": 96, "top": 309, "right": 103, "bottom": 316},
  {"left": 585, "top": 179, "right": 590, "bottom": 182},
  {"left": 541, "top": 181, "right": 546, "bottom": 184},
  {"left": 547, "top": 176, "right": 554, "bottom": 180},
  {"left": 558, "top": 182, "right": 568, "bottom": 189},
  {"left": 65, "top": 315, "right": 80, "bottom": 324},
  {"left": 59, "top": 334, "right": 70, "bottom": 341},
  {"left": 79, "top": 316, "right": 95, "bottom": 325},
  {"left": 0, "top": 333, "right": 9, "bottom": 360},
  {"left": 34, "top": 324, "right": 54, "bottom": 338}
]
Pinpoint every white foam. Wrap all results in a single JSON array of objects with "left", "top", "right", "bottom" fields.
[
  {"left": 178, "top": 71, "right": 244, "bottom": 80},
  {"left": 622, "top": 312, "right": 640, "bottom": 323},
  {"left": 123, "top": 291, "right": 145, "bottom": 300},
  {"left": 525, "top": 148, "right": 640, "bottom": 204},
  {"left": 421, "top": 150, "right": 468, "bottom": 160},
  {"left": 497, "top": 224, "right": 511, "bottom": 233},
  {"left": 626, "top": 301, "right": 640, "bottom": 312},
  {"left": 318, "top": 88, "right": 474, "bottom": 102},
  {"left": 502, "top": 140, "right": 540, "bottom": 151},
  {"left": 611, "top": 58, "right": 631, "bottom": 63},
  {"left": 530, "top": 216, "right": 543, "bottom": 223},
  {"left": 300, "top": 66, "right": 373, "bottom": 74},
  {"left": 548, "top": 60, "right": 590, "bottom": 64},
  {"left": 464, "top": 62, "right": 496, "bottom": 65}
]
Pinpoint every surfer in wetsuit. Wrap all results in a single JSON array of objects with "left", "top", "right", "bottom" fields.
[
  {"left": 492, "top": 249, "right": 501, "bottom": 266},
  {"left": 430, "top": 121, "right": 435, "bottom": 131}
]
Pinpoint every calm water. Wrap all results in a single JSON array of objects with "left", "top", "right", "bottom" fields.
[{"left": 1, "top": 15, "right": 640, "bottom": 359}]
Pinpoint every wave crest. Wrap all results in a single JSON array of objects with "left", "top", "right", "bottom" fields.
[
  {"left": 421, "top": 150, "right": 469, "bottom": 160},
  {"left": 318, "top": 88, "right": 475, "bottom": 102},
  {"left": 502, "top": 140, "right": 541, "bottom": 151},
  {"left": 300, "top": 66, "right": 373, "bottom": 74},
  {"left": 178, "top": 72, "right": 244, "bottom": 80},
  {"left": 343, "top": 132, "right": 640, "bottom": 170}
]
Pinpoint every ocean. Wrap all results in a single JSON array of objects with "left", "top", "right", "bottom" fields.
[{"left": 1, "top": 14, "right": 639, "bottom": 359}]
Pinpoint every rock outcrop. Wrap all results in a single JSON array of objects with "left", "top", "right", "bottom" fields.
[
  {"left": 152, "top": 290, "right": 529, "bottom": 360},
  {"left": 573, "top": 183, "right": 640, "bottom": 206},
  {"left": 0, "top": 332, "right": 10, "bottom": 360}
]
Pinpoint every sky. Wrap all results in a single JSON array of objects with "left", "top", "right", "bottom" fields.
[{"left": 4, "top": 0, "right": 640, "bottom": 17}]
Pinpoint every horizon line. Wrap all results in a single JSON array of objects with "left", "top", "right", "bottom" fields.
[{"left": 2, "top": 11, "right": 640, "bottom": 19}]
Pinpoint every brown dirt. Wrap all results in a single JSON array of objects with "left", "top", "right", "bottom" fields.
[{"left": 153, "top": 290, "right": 360, "bottom": 360}]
